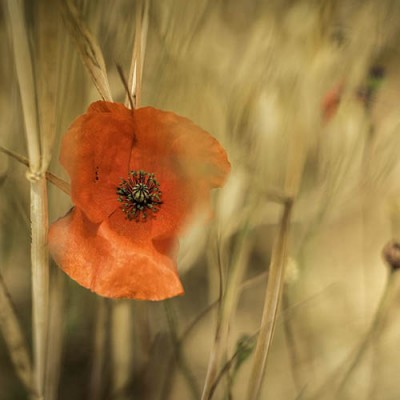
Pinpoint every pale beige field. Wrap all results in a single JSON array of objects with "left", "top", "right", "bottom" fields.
[{"left": 1, "top": 1, "right": 400, "bottom": 400}]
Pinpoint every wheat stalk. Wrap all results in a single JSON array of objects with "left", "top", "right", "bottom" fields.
[
  {"left": 0, "top": 272, "right": 34, "bottom": 395},
  {"left": 61, "top": 0, "right": 113, "bottom": 102},
  {"left": 5, "top": 2, "right": 51, "bottom": 399}
]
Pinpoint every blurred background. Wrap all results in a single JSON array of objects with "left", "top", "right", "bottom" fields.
[{"left": 1, "top": 0, "right": 400, "bottom": 399}]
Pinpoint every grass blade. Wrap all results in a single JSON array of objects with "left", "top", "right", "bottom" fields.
[
  {"left": 36, "top": 0, "right": 61, "bottom": 172},
  {"left": 5, "top": 0, "right": 40, "bottom": 173},
  {"left": 30, "top": 177, "right": 50, "bottom": 399},
  {"left": 246, "top": 200, "right": 293, "bottom": 400},
  {"left": 44, "top": 270, "right": 65, "bottom": 400},
  {"left": 61, "top": 0, "right": 113, "bottom": 102},
  {"left": 126, "top": 0, "right": 149, "bottom": 108},
  {"left": 0, "top": 272, "right": 34, "bottom": 395}
]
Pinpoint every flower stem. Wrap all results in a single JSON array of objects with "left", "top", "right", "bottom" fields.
[
  {"left": 126, "top": 0, "right": 149, "bottom": 108},
  {"left": 201, "top": 225, "right": 251, "bottom": 400},
  {"left": 0, "top": 146, "right": 70, "bottom": 195},
  {"left": 30, "top": 178, "right": 50, "bottom": 400},
  {"left": 0, "top": 271, "right": 34, "bottom": 395},
  {"left": 164, "top": 301, "right": 200, "bottom": 400},
  {"left": 246, "top": 199, "right": 293, "bottom": 400},
  {"left": 6, "top": 1, "right": 51, "bottom": 398},
  {"left": 335, "top": 271, "right": 397, "bottom": 396}
]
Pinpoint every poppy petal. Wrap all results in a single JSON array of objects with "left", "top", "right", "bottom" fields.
[
  {"left": 48, "top": 207, "right": 184, "bottom": 300},
  {"left": 134, "top": 107, "right": 231, "bottom": 187},
  {"left": 120, "top": 107, "right": 230, "bottom": 236},
  {"left": 60, "top": 102, "right": 135, "bottom": 223}
]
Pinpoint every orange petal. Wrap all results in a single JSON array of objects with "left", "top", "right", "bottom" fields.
[
  {"left": 48, "top": 208, "right": 184, "bottom": 300},
  {"left": 60, "top": 101, "right": 135, "bottom": 223},
  {"left": 134, "top": 108, "right": 231, "bottom": 187},
  {"left": 118, "top": 107, "right": 231, "bottom": 237}
]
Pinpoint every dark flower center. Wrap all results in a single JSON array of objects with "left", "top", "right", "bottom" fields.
[{"left": 116, "top": 170, "right": 162, "bottom": 221}]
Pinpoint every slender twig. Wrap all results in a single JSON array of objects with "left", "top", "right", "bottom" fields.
[
  {"left": 6, "top": 2, "right": 50, "bottom": 399},
  {"left": 180, "top": 271, "right": 267, "bottom": 343},
  {"left": 303, "top": 272, "right": 398, "bottom": 400},
  {"left": 44, "top": 270, "right": 65, "bottom": 400},
  {"left": 0, "top": 146, "right": 70, "bottom": 195},
  {"left": 30, "top": 178, "right": 49, "bottom": 400},
  {"left": 37, "top": 0, "right": 60, "bottom": 173},
  {"left": 116, "top": 65, "right": 135, "bottom": 111},
  {"left": 209, "top": 333, "right": 257, "bottom": 400},
  {"left": 0, "top": 272, "right": 34, "bottom": 395},
  {"left": 335, "top": 272, "right": 397, "bottom": 396},
  {"left": 5, "top": 0, "right": 40, "bottom": 173},
  {"left": 201, "top": 223, "right": 251, "bottom": 400},
  {"left": 246, "top": 200, "right": 293, "bottom": 400},
  {"left": 164, "top": 302, "right": 200, "bottom": 400},
  {"left": 126, "top": 0, "right": 149, "bottom": 108},
  {"left": 61, "top": 0, "right": 113, "bottom": 101}
]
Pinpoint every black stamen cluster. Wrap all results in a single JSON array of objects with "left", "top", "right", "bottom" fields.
[{"left": 117, "top": 170, "right": 162, "bottom": 221}]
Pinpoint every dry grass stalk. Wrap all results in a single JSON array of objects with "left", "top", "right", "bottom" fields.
[
  {"left": 61, "top": 0, "right": 113, "bottom": 102},
  {"left": 0, "top": 272, "right": 34, "bottom": 395},
  {"left": 5, "top": 0, "right": 40, "bottom": 173},
  {"left": 90, "top": 298, "right": 108, "bottom": 400},
  {"left": 0, "top": 146, "right": 70, "bottom": 195},
  {"left": 201, "top": 226, "right": 251, "bottom": 400},
  {"left": 111, "top": 301, "right": 133, "bottom": 400},
  {"left": 246, "top": 120, "right": 307, "bottom": 398},
  {"left": 5, "top": 1, "right": 51, "bottom": 399},
  {"left": 126, "top": 0, "right": 149, "bottom": 108},
  {"left": 44, "top": 270, "right": 65, "bottom": 400},
  {"left": 246, "top": 200, "right": 293, "bottom": 400},
  {"left": 36, "top": 0, "right": 60, "bottom": 173},
  {"left": 30, "top": 178, "right": 50, "bottom": 400}
]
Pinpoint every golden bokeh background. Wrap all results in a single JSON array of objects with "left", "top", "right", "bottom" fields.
[{"left": 1, "top": 1, "right": 400, "bottom": 399}]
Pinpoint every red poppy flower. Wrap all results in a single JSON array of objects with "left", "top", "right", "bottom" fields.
[
  {"left": 322, "top": 83, "right": 343, "bottom": 121},
  {"left": 49, "top": 101, "right": 230, "bottom": 300}
]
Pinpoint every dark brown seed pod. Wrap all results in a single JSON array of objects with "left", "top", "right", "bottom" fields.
[{"left": 382, "top": 240, "right": 400, "bottom": 271}]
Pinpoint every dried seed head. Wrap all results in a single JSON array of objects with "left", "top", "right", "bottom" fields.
[{"left": 382, "top": 240, "right": 400, "bottom": 271}]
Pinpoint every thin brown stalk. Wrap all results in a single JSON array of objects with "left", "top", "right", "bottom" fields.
[
  {"left": 0, "top": 146, "right": 70, "bottom": 195},
  {"left": 335, "top": 271, "right": 398, "bottom": 397},
  {"left": 201, "top": 226, "right": 251, "bottom": 400},
  {"left": 0, "top": 272, "right": 34, "bottom": 395},
  {"left": 126, "top": 0, "right": 149, "bottom": 108},
  {"left": 246, "top": 101, "right": 307, "bottom": 399},
  {"left": 61, "top": 0, "right": 113, "bottom": 102},
  {"left": 180, "top": 271, "right": 267, "bottom": 343},
  {"left": 164, "top": 302, "right": 200, "bottom": 400},
  {"left": 246, "top": 200, "right": 293, "bottom": 400}
]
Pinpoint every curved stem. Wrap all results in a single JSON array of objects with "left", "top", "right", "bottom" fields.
[
  {"left": 0, "top": 146, "right": 70, "bottom": 195},
  {"left": 335, "top": 272, "right": 396, "bottom": 396},
  {"left": 246, "top": 200, "right": 293, "bottom": 400}
]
